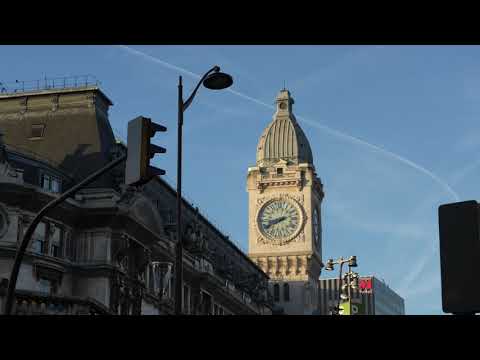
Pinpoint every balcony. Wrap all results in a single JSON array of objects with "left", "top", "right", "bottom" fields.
[{"left": 7, "top": 290, "right": 111, "bottom": 315}]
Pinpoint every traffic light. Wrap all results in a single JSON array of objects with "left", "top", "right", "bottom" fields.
[
  {"left": 350, "top": 273, "right": 359, "bottom": 289},
  {"left": 125, "top": 116, "right": 167, "bottom": 186},
  {"left": 439, "top": 200, "right": 480, "bottom": 314},
  {"left": 341, "top": 274, "right": 349, "bottom": 293}
]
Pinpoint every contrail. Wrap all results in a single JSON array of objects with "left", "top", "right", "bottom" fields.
[
  {"left": 118, "top": 45, "right": 201, "bottom": 80},
  {"left": 295, "top": 116, "right": 460, "bottom": 202},
  {"left": 117, "top": 45, "right": 460, "bottom": 202}
]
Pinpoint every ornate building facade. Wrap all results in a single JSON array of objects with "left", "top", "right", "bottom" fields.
[
  {"left": 0, "top": 84, "right": 272, "bottom": 315},
  {"left": 247, "top": 90, "right": 324, "bottom": 315}
]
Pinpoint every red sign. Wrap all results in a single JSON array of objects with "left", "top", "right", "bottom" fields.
[{"left": 360, "top": 279, "right": 372, "bottom": 290}]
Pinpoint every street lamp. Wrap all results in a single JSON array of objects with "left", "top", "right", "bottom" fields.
[{"left": 175, "top": 66, "right": 233, "bottom": 315}]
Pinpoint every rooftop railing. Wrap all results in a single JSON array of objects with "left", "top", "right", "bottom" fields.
[{"left": 0, "top": 75, "right": 100, "bottom": 95}]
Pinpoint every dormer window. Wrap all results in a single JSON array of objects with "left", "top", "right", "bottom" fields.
[{"left": 277, "top": 168, "right": 283, "bottom": 176}]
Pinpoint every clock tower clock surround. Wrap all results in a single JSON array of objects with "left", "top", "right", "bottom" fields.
[{"left": 247, "top": 89, "right": 324, "bottom": 315}]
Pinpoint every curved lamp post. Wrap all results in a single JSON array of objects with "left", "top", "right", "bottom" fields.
[{"left": 175, "top": 66, "right": 233, "bottom": 315}]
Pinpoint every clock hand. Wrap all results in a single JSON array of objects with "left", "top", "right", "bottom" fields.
[
  {"left": 264, "top": 219, "right": 279, "bottom": 229},
  {"left": 264, "top": 216, "right": 287, "bottom": 229},
  {"left": 276, "top": 216, "right": 287, "bottom": 223}
]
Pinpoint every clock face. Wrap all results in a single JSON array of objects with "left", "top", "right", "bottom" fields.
[
  {"left": 257, "top": 199, "right": 301, "bottom": 240},
  {"left": 313, "top": 208, "right": 320, "bottom": 246}
]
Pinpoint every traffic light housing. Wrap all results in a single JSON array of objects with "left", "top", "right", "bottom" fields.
[
  {"left": 125, "top": 116, "right": 167, "bottom": 186},
  {"left": 439, "top": 200, "right": 480, "bottom": 314}
]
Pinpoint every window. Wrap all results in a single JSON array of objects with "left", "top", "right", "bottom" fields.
[
  {"left": 190, "top": 290, "right": 195, "bottom": 314},
  {"left": 41, "top": 173, "right": 61, "bottom": 193},
  {"left": 200, "top": 291, "right": 212, "bottom": 315},
  {"left": 273, "top": 283, "right": 280, "bottom": 302},
  {"left": 0, "top": 206, "right": 8, "bottom": 239},
  {"left": 168, "top": 275, "right": 174, "bottom": 299},
  {"left": 30, "top": 222, "right": 64, "bottom": 258},
  {"left": 37, "top": 278, "right": 57, "bottom": 295},
  {"left": 30, "top": 124, "right": 45, "bottom": 139},
  {"left": 183, "top": 285, "right": 190, "bottom": 314},
  {"left": 284, "top": 283, "right": 290, "bottom": 301},
  {"left": 149, "top": 262, "right": 174, "bottom": 299},
  {"left": 276, "top": 167, "right": 283, "bottom": 175},
  {"left": 49, "top": 224, "right": 63, "bottom": 258},
  {"left": 213, "top": 304, "right": 225, "bottom": 316},
  {"left": 64, "top": 231, "right": 74, "bottom": 261},
  {"left": 32, "top": 222, "right": 46, "bottom": 255},
  {"left": 38, "top": 278, "right": 51, "bottom": 293}
]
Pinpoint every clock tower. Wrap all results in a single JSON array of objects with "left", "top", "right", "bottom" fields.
[{"left": 247, "top": 89, "right": 324, "bottom": 315}]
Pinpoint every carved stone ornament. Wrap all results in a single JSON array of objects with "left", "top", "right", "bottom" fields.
[
  {"left": 183, "top": 220, "right": 209, "bottom": 256},
  {"left": 256, "top": 167, "right": 306, "bottom": 192}
]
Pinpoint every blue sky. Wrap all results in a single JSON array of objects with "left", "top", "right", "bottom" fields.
[{"left": 2, "top": 45, "right": 480, "bottom": 314}]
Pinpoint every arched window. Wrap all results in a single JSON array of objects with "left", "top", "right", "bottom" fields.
[
  {"left": 273, "top": 283, "right": 280, "bottom": 302},
  {"left": 284, "top": 283, "right": 290, "bottom": 301}
]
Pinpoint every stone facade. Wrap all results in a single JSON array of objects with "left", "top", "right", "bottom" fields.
[{"left": 0, "top": 86, "right": 272, "bottom": 315}]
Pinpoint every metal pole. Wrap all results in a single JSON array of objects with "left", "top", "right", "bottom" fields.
[
  {"left": 347, "top": 265, "right": 352, "bottom": 314},
  {"left": 336, "top": 260, "right": 344, "bottom": 315},
  {"left": 174, "top": 76, "right": 183, "bottom": 315},
  {"left": 4, "top": 153, "right": 127, "bottom": 315}
]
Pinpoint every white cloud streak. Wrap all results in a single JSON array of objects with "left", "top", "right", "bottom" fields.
[{"left": 117, "top": 45, "right": 460, "bottom": 203}]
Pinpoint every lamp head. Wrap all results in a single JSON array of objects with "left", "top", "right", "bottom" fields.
[
  {"left": 325, "top": 259, "right": 334, "bottom": 271},
  {"left": 349, "top": 256, "right": 357, "bottom": 267},
  {"left": 203, "top": 67, "right": 233, "bottom": 90}
]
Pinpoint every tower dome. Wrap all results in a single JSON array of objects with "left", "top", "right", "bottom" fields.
[{"left": 256, "top": 89, "right": 313, "bottom": 166}]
